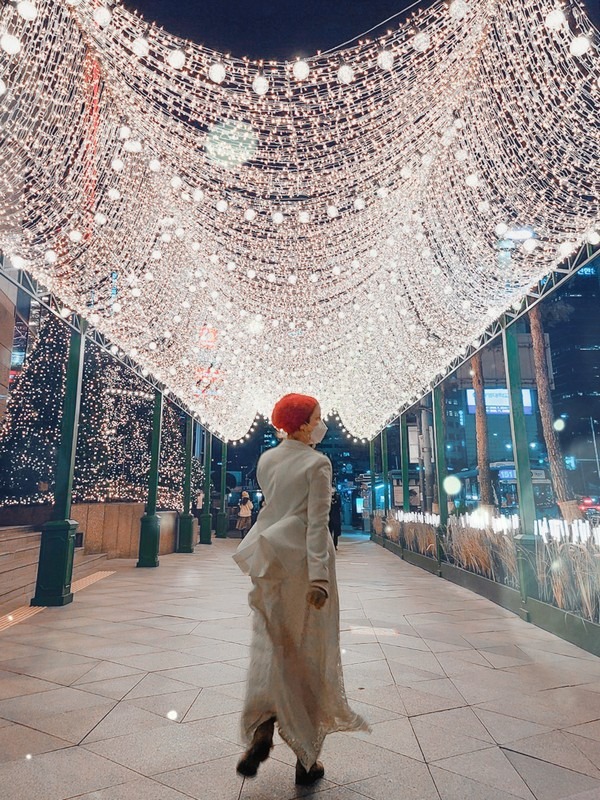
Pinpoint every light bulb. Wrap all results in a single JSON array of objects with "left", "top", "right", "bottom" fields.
[
  {"left": 337, "top": 64, "right": 354, "bottom": 84},
  {"left": 244, "top": 208, "right": 256, "bottom": 222},
  {"left": 148, "top": 158, "right": 161, "bottom": 172},
  {"left": 0, "top": 34, "right": 21, "bottom": 55},
  {"left": 69, "top": 229, "right": 82, "bottom": 243},
  {"left": 412, "top": 33, "right": 431, "bottom": 53},
  {"left": 252, "top": 74, "right": 269, "bottom": 96},
  {"left": 16, "top": 1, "right": 37, "bottom": 21},
  {"left": 93, "top": 7, "right": 112, "bottom": 28},
  {"left": 131, "top": 36, "right": 150, "bottom": 58},
  {"left": 377, "top": 50, "right": 394, "bottom": 71},
  {"left": 292, "top": 60, "right": 310, "bottom": 80},
  {"left": 44, "top": 249, "right": 57, "bottom": 264},
  {"left": 208, "top": 62, "right": 226, "bottom": 84},
  {"left": 94, "top": 212, "right": 107, "bottom": 225},
  {"left": 216, "top": 199, "right": 228, "bottom": 212},
  {"left": 569, "top": 36, "right": 591, "bottom": 57},
  {"left": 544, "top": 9, "right": 566, "bottom": 31},
  {"left": 0, "top": 79, "right": 6, "bottom": 97},
  {"left": 353, "top": 197, "right": 365, "bottom": 211},
  {"left": 449, "top": 0, "right": 469, "bottom": 21},
  {"left": 167, "top": 49, "right": 186, "bottom": 70}
]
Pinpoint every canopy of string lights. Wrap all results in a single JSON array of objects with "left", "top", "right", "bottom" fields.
[{"left": 0, "top": 0, "right": 598, "bottom": 440}]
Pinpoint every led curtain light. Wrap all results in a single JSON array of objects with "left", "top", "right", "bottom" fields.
[{"left": 0, "top": 0, "right": 598, "bottom": 440}]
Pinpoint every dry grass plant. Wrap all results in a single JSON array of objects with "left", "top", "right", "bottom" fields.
[
  {"left": 536, "top": 538, "right": 600, "bottom": 622},
  {"left": 402, "top": 522, "right": 437, "bottom": 557},
  {"left": 446, "top": 521, "right": 519, "bottom": 588}
]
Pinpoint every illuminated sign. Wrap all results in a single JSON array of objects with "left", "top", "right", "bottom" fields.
[{"left": 466, "top": 388, "right": 533, "bottom": 415}]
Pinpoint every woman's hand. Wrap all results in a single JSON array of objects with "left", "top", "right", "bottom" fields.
[{"left": 306, "top": 587, "right": 327, "bottom": 610}]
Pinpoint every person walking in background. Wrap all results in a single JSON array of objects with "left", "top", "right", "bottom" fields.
[
  {"left": 236, "top": 491, "right": 253, "bottom": 538},
  {"left": 233, "top": 393, "right": 368, "bottom": 787},
  {"left": 329, "top": 488, "right": 342, "bottom": 550}
]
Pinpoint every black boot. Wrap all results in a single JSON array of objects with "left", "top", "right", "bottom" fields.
[
  {"left": 236, "top": 717, "right": 276, "bottom": 777},
  {"left": 295, "top": 759, "right": 325, "bottom": 785}
]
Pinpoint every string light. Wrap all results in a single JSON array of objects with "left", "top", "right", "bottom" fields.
[{"left": 0, "top": 0, "right": 597, "bottom": 441}]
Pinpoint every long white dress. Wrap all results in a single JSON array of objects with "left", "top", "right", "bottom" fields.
[{"left": 233, "top": 438, "right": 369, "bottom": 769}]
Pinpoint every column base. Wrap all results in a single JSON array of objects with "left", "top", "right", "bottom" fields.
[
  {"left": 199, "top": 513, "right": 213, "bottom": 545},
  {"left": 177, "top": 513, "right": 195, "bottom": 553},
  {"left": 215, "top": 511, "right": 228, "bottom": 538},
  {"left": 137, "top": 513, "right": 160, "bottom": 567},
  {"left": 31, "top": 519, "right": 77, "bottom": 607}
]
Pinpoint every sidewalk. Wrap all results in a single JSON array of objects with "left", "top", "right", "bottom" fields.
[{"left": 1, "top": 537, "right": 600, "bottom": 799}]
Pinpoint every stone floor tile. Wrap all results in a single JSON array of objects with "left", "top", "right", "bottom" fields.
[
  {"left": 504, "top": 750, "right": 600, "bottom": 800},
  {"left": 124, "top": 671, "right": 199, "bottom": 699},
  {"left": 0, "top": 669, "right": 61, "bottom": 700},
  {"left": 563, "top": 732, "right": 600, "bottom": 771},
  {"left": 433, "top": 747, "right": 535, "bottom": 799},
  {"left": 352, "top": 717, "right": 423, "bottom": 761},
  {"left": 64, "top": 776, "right": 196, "bottom": 800},
  {"left": 83, "top": 721, "right": 242, "bottom": 775},
  {"left": 411, "top": 717, "right": 492, "bottom": 762},
  {"left": 155, "top": 753, "right": 247, "bottom": 800},
  {"left": 473, "top": 708, "right": 554, "bottom": 744},
  {"left": 0, "top": 685, "right": 115, "bottom": 725},
  {"left": 0, "top": 722, "right": 71, "bottom": 763},
  {"left": 0, "top": 652, "right": 100, "bottom": 686},
  {"left": 430, "top": 765, "right": 529, "bottom": 800},
  {"left": 127, "top": 687, "right": 200, "bottom": 720},
  {"left": 345, "top": 684, "right": 407, "bottom": 715},
  {"left": 0, "top": 745, "right": 139, "bottom": 800},
  {"left": 344, "top": 760, "right": 439, "bottom": 800},
  {"left": 106, "top": 649, "right": 212, "bottom": 672},
  {"left": 81, "top": 701, "right": 176, "bottom": 743},
  {"left": 566, "top": 720, "right": 600, "bottom": 743},
  {"left": 183, "top": 687, "right": 246, "bottom": 721},
  {"left": 74, "top": 674, "right": 146, "bottom": 701},
  {"left": 341, "top": 660, "right": 395, "bottom": 692},
  {"left": 26, "top": 702, "right": 119, "bottom": 744},
  {"left": 397, "top": 686, "right": 466, "bottom": 716},
  {"left": 156, "top": 661, "right": 248, "bottom": 688},
  {"left": 72, "top": 661, "right": 145, "bottom": 686},
  {"left": 504, "top": 731, "right": 600, "bottom": 778}
]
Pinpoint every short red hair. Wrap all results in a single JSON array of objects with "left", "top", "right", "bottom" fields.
[{"left": 271, "top": 393, "right": 318, "bottom": 435}]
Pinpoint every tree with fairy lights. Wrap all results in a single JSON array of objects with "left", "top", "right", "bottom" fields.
[
  {"left": 157, "top": 400, "right": 186, "bottom": 510},
  {"left": 0, "top": 313, "right": 69, "bottom": 504}
]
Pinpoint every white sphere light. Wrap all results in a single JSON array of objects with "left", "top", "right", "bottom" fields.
[
  {"left": 148, "top": 158, "right": 161, "bottom": 172},
  {"left": 522, "top": 238, "right": 539, "bottom": 253},
  {"left": 1, "top": 34, "right": 21, "bottom": 55},
  {"left": 94, "top": 212, "right": 107, "bottom": 225},
  {"left": 337, "top": 64, "right": 354, "bottom": 84},
  {"left": 292, "top": 60, "right": 310, "bottom": 80},
  {"left": 377, "top": 50, "right": 394, "bottom": 71},
  {"left": 244, "top": 208, "right": 256, "bottom": 222},
  {"left": 124, "top": 139, "right": 142, "bottom": 153},
  {"left": 412, "top": 32, "right": 431, "bottom": 53},
  {"left": 111, "top": 158, "right": 124, "bottom": 172},
  {"left": 131, "top": 36, "right": 150, "bottom": 58},
  {"left": 93, "top": 7, "right": 112, "bottom": 28},
  {"left": 44, "top": 249, "right": 57, "bottom": 264},
  {"left": 16, "top": 1, "right": 38, "bottom": 21},
  {"left": 216, "top": 199, "right": 228, "bottom": 212},
  {"left": 69, "top": 229, "right": 82, "bottom": 243},
  {"left": 495, "top": 222, "right": 509, "bottom": 237},
  {"left": 167, "top": 49, "right": 186, "bottom": 70},
  {"left": 208, "top": 62, "right": 226, "bottom": 84},
  {"left": 252, "top": 73, "right": 269, "bottom": 95},
  {"left": 586, "top": 230, "right": 600, "bottom": 245},
  {"left": 553, "top": 418, "right": 566, "bottom": 432},
  {"left": 272, "top": 211, "right": 284, "bottom": 225},
  {"left": 449, "top": 0, "right": 469, "bottom": 21},
  {"left": 298, "top": 210, "right": 310, "bottom": 224},
  {"left": 443, "top": 476, "right": 462, "bottom": 496},
  {"left": 353, "top": 197, "right": 365, "bottom": 211},
  {"left": 569, "top": 36, "right": 591, "bottom": 57},
  {"left": 544, "top": 9, "right": 567, "bottom": 31},
  {"left": 0, "top": 79, "right": 6, "bottom": 97}
]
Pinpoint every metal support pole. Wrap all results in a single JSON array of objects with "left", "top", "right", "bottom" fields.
[
  {"left": 177, "top": 414, "right": 195, "bottom": 553},
  {"left": 381, "top": 428, "right": 389, "bottom": 515},
  {"left": 215, "top": 440, "right": 228, "bottom": 538},
  {"left": 400, "top": 414, "right": 410, "bottom": 512},
  {"left": 369, "top": 438, "right": 377, "bottom": 526},
  {"left": 32, "top": 319, "right": 87, "bottom": 607},
  {"left": 432, "top": 386, "right": 448, "bottom": 528},
  {"left": 200, "top": 429, "right": 213, "bottom": 544},
  {"left": 503, "top": 324, "right": 538, "bottom": 616},
  {"left": 137, "top": 389, "right": 163, "bottom": 567}
]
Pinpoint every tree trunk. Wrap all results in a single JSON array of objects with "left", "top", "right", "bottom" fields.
[
  {"left": 529, "top": 304, "right": 583, "bottom": 522},
  {"left": 470, "top": 351, "right": 494, "bottom": 511},
  {"left": 421, "top": 404, "right": 434, "bottom": 514}
]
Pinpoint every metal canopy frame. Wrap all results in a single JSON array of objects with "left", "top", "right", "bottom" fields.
[{"left": 395, "top": 243, "right": 600, "bottom": 426}]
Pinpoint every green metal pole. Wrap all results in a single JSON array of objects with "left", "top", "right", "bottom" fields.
[
  {"left": 432, "top": 386, "right": 448, "bottom": 528},
  {"left": 137, "top": 389, "right": 163, "bottom": 567},
  {"left": 502, "top": 324, "right": 538, "bottom": 616},
  {"left": 369, "top": 437, "right": 376, "bottom": 531},
  {"left": 432, "top": 385, "right": 447, "bottom": 573},
  {"left": 177, "top": 414, "right": 194, "bottom": 553},
  {"left": 400, "top": 413, "right": 410, "bottom": 512},
  {"left": 215, "top": 440, "right": 228, "bottom": 538},
  {"left": 32, "top": 319, "right": 87, "bottom": 607},
  {"left": 199, "top": 428, "right": 213, "bottom": 544},
  {"left": 381, "top": 428, "right": 389, "bottom": 515}
]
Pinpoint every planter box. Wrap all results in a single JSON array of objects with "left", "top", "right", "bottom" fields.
[
  {"left": 441, "top": 563, "right": 522, "bottom": 615},
  {"left": 525, "top": 597, "right": 600, "bottom": 658},
  {"left": 402, "top": 547, "right": 440, "bottom": 574}
]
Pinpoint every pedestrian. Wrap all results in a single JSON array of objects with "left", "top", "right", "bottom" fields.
[
  {"left": 233, "top": 393, "right": 368, "bottom": 786},
  {"left": 236, "top": 491, "right": 253, "bottom": 538},
  {"left": 329, "top": 488, "right": 342, "bottom": 549}
]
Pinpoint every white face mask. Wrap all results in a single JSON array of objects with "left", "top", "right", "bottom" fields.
[{"left": 310, "top": 419, "right": 327, "bottom": 444}]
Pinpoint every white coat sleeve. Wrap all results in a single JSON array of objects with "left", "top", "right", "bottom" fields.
[{"left": 306, "top": 457, "right": 333, "bottom": 590}]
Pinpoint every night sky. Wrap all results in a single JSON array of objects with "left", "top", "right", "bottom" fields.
[{"left": 126, "top": 1, "right": 600, "bottom": 61}]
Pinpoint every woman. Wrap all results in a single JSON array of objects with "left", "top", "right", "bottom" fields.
[
  {"left": 233, "top": 393, "right": 368, "bottom": 786},
  {"left": 236, "top": 491, "right": 254, "bottom": 538}
]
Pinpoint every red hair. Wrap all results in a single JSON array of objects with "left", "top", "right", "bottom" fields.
[{"left": 271, "top": 393, "right": 318, "bottom": 435}]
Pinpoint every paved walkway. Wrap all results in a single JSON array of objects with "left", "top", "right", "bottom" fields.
[{"left": 2, "top": 537, "right": 600, "bottom": 800}]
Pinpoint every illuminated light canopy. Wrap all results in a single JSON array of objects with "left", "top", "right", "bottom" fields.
[{"left": 0, "top": 0, "right": 598, "bottom": 441}]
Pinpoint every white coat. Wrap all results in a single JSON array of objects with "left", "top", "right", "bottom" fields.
[{"left": 233, "top": 438, "right": 368, "bottom": 768}]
